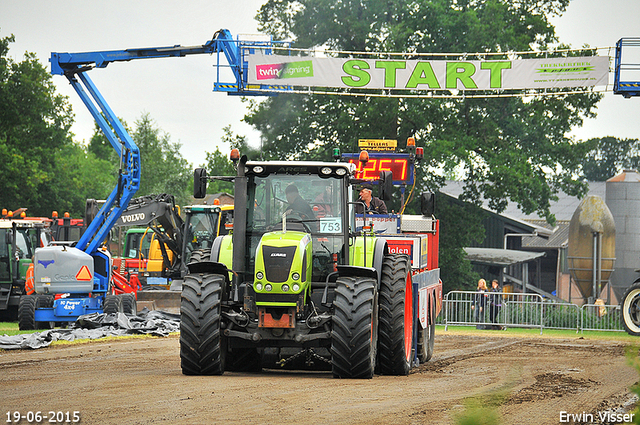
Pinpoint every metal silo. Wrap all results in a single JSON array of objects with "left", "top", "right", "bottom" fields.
[
  {"left": 567, "top": 196, "right": 616, "bottom": 302},
  {"left": 606, "top": 170, "right": 640, "bottom": 303}
]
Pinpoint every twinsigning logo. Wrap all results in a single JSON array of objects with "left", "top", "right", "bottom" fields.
[{"left": 256, "top": 60, "right": 314, "bottom": 80}]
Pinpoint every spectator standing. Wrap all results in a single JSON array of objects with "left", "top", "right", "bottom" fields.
[
  {"left": 489, "top": 279, "right": 503, "bottom": 330},
  {"left": 471, "top": 278, "right": 488, "bottom": 329}
]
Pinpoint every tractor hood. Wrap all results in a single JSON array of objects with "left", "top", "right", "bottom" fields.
[{"left": 253, "top": 231, "right": 312, "bottom": 303}]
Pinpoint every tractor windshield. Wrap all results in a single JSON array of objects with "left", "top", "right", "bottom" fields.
[{"left": 247, "top": 174, "right": 346, "bottom": 282}]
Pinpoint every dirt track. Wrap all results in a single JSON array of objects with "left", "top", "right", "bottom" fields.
[{"left": 0, "top": 331, "right": 637, "bottom": 425}]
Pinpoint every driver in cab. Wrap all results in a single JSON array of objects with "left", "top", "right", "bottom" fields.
[{"left": 285, "top": 184, "right": 315, "bottom": 220}]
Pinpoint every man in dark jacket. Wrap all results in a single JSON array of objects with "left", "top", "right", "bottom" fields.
[
  {"left": 355, "top": 182, "right": 388, "bottom": 214},
  {"left": 285, "top": 184, "right": 315, "bottom": 220}
]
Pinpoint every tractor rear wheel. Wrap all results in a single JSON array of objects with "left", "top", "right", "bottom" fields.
[
  {"left": 331, "top": 275, "right": 378, "bottom": 379},
  {"left": 622, "top": 281, "right": 640, "bottom": 336},
  {"left": 417, "top": 296, "right": 435, "bottom": 363},
  {"left": 103, "top": 294, "right": 123, "bottom": 314},
  {"left": 378, "top": 254, "right": 413, "bottom": 376},
  {"left": 180, "top": 272, "right": 226, "bottom": 375},
  {"left": 18, "top": 295, "right": 37, "bottom": 330}
]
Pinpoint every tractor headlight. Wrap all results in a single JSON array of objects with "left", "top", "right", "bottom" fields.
[
  {"left": 292, "top": 283, "right": 300, "bottom": 292},
  {"left": 292, "top": 272, "right": 300, "bottom": 280},
  {"left": 255, "top": 282, "right": 263, "bottom": 291},
  {"left": 265, "top": 284, "right": 272, "bottom": 292},
  {"left": 253, "top": 165, "right": 264, "bottom": 174},
  {"left": 282, "top": 284, "right": 290, "bottom": 292},
  {"left": 320, "top": 167, "right": 332, "bottom": 175},
  {"left": 336, "top": 168, "right": 347, "bottom": 176},
  {"left": 256, "top": 271, "right": 264, "bottom": 280}
]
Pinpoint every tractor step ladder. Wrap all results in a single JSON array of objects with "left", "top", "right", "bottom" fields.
[{"left": 0, "top": 283, "right": 12, "bottom": 310}]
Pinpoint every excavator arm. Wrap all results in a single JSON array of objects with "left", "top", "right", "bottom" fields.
[{"left": 117, "top": 193, "right": 185, "bottom": 266}]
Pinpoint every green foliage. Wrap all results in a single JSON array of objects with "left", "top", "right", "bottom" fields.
[
  {"left": 542, "top": 303, "right": 579, "bottom": 329},
  {"left": 203, "top": 125, "right": 261, "bottom": 195},
  {"left": 0, "top": 33, "right": 79, "bottom": 216},
  {"left": 131, "top": 113, "right": 191, "bottom": 206},
  {"left": 204, "top": 148, "right": 235, "bottom": 194},
  {"left": 455, "top": 399, "right": 502, "bottom": 425},
  {"left": 582, "top": 136, "right": 640, "bottom": 181}
]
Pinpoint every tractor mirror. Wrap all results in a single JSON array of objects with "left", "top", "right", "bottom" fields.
[
  {"left": 420, "top": 192, "right": 435, "bottom": 216},
  {"left": 194, "top": 168, "right": 208, "bottom": 199},
  {"left": 5, "top": 231, "right": 13, "bottom": 245},
  {"left": 379, "top": 171, "right": 393, "bottom": 201}
]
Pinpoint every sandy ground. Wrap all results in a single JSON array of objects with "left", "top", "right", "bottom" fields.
[{"left": 0, "top": 330, "right": 637, "bottom": 425}]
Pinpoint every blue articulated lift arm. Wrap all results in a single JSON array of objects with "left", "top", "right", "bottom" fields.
[
  {"left": 51, "top": 57, "right": 141, "bottom": 256},
  {"left": 49, "top": 29, "right": 282, "bottom": 256}
]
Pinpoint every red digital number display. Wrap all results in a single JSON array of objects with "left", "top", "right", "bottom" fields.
[{"left": 348, "top": 158, "right": 409, "bottom": 182}]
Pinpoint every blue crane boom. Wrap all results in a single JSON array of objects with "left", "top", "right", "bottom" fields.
[{"left": 49, "top": 29, "right": 281, "bottom": 257}]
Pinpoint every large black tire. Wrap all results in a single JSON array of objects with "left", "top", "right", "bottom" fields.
[
  {"left": 120, "top": 293, "right": 137, "bottom": 315},
  {"left": 186, "top": 248, "right": 210, "bottom": 267},
  {"left": 417, "top": 296, "right": 435, "bottom": 363},
  {"left": 103, "top": 294, "right": 123, "bottom": 314},
  {"left": 331, "top": 275, "right": 378, "bottom": 379},
  {"left": 378, "top": 254, "right": 414, "bottom": 376},
  {"left": 180, "top": 272, "right": 226, "bottom": 375},
  {"left": 622, "top": 282, "right": 640, "bottom": 336},
  {"left": 18, "top": 295, "right": 37, "bottom": 330}
]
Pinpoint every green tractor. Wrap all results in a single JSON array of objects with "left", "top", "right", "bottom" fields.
[
  {"left": 0, "top": 216, "right": 50, "bottom": 321},
  {"left": 181, "top": 152, "right": 440, "bottom": 378}
]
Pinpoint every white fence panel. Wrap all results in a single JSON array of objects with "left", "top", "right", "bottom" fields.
[{"left": 440, "top": 292, "right": 624, "bottom": 334}]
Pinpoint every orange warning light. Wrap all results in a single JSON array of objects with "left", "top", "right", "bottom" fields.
[{"left": 76, "top": 265, "right": 92, "bottom": 281}]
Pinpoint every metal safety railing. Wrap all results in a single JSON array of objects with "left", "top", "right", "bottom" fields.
[{"left": 438, "top": 291, "right": 625, "bottom": 334}]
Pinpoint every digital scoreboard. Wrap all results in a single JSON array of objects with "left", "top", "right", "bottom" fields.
[{"left": 342, "top": 152, "right": 414, "bottom": 185}]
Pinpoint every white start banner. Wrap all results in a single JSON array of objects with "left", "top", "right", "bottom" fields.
[{"left": 247, "top": 53, "right": 609, "bottom": 91}]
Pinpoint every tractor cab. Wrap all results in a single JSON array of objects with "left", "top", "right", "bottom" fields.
[{"left": 239, "top": 162, "right": 354, "bottom": 287}]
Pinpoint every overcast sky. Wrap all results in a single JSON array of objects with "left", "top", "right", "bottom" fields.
[{"left": 2, "top": 0, "right": 640, "bottom": 167}]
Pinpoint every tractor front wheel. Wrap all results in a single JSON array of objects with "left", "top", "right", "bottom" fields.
[
  {"left": 331, "top": 275, "right": 378, "bottom": 379},
  {"left": 180, "top": 272, "right": 226, "bottom": 375}
]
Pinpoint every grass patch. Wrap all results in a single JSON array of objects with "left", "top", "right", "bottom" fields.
[
  {"left": 0, "top": 322, "right": 40, "bottom": 336},
  {"left": 49, "top": 333, "right": 162, "bottom": 348},
  {"left": 438, "top": 324, "right": 638, "bottom": 342}
]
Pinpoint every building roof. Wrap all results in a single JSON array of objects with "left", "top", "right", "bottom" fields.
[
  {"left": 521, "top": 220, "right": 570, "bottom": 249},
  {"left": 464, "top": 247, "right": 546, "bottom": 266},
  {"left": 440, "top": 181, "right": 606, "bottom": 222}
]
